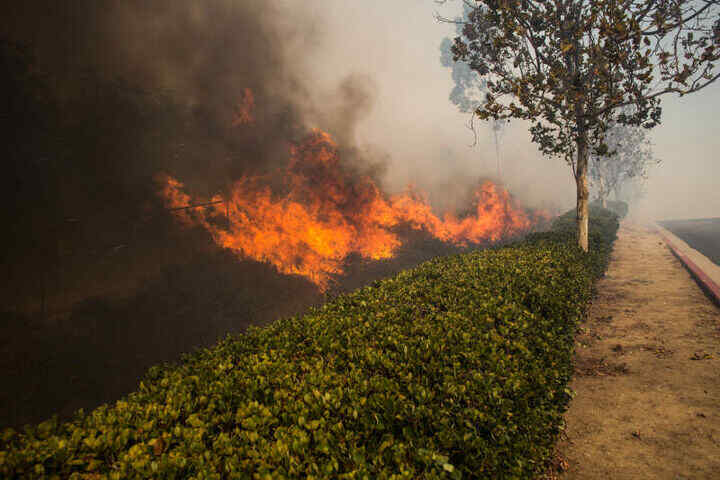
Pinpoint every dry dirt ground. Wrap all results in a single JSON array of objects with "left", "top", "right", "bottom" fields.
[{"left": 543, "top": 223, "right": 720, "bottom": 479}]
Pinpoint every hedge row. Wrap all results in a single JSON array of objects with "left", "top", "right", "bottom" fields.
[{"left": 0, "top": 208, "right": 619, "bottom": 479}]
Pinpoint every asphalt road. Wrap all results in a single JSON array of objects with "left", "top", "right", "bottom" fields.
[{"left": 659, "top": 218, "right": 720, "bottom": 267}]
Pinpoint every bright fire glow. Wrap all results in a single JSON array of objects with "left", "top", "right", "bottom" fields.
[
  {"left": 157, "top": 128, "right": 546, "bottom": 290},
  {"left": 231, "top": 88, "right": 255, "bottom": 126}
]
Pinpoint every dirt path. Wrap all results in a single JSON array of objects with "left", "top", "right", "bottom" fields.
[{"left": 548, "top": 223, "right": 720, "bottom": 479}]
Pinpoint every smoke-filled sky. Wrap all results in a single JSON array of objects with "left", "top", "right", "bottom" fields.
[
  {"left": 291, "top": 0, "right": 578, "bottom": 213},
  {"left": 3, "top": 0, "right": 717, "bottom": 221},
  {"left": 292, "top": 0, "right": 719, "bottom": 221}
]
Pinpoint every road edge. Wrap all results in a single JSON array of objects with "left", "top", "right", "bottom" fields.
[{"left": 654, "top": 222, "right": 720, "bottom": 308}]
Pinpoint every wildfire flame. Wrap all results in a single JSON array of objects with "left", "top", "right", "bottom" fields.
[
  {"left": 231, "top": 88, "right": 255, "bottom": 126},
  {"left": 158, "top": 128, "right": 547, "bottom": 290}
]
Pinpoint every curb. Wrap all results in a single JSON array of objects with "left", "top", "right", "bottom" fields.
[{"left": 655, "top": 223, "right": 720, "bottom": 308}]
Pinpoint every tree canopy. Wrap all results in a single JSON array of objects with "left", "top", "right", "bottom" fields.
[{"left": 440, "top": 0, "right": 720, "bottom": 250}]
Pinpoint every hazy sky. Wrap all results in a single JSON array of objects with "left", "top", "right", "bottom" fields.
[
  {"left": 5, "top": 0, "right": 714, "bottom": 221},
  {"left": 283, "top": 0, "right": 719, "bottom": 221}
]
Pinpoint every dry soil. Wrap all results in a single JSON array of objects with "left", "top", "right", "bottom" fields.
[{"left": 543, "top": 222, "right": 720, "bottom": 479}]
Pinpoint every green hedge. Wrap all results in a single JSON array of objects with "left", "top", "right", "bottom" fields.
[{"left": 0, "top": 208, "right": 619, "bottom": 479}]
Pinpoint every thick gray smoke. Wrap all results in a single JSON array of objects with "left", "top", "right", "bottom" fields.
[
  {"left": 0, "top": 0, "right": 397, "bottom": 429},
  {"left": 0, "top": 0, "right": 384, "bottom": 202}
]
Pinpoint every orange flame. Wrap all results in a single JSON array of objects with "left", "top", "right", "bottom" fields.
[
  {"left": 158, "top": 129, "right": 542, "bottom": 290},
  {"left": 231, "top": 88, "right": 255, "bottom": 126}
]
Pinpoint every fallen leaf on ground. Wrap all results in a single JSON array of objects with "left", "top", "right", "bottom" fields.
[{"left": 690, "top": 352, "right": 713, "bottom": 360}]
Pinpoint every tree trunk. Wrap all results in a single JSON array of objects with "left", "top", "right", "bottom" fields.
[
  {"left": 576, "top": 134, "right": 590, "bottom": 252},
  {"left": 493, "top": 126, "right": 501, "bottom": 180},
  {"left": 566, "top": 9, "right": 589, "bottom": 252},
  {"left": 598, "top": 176, "right": 607, "bottom": 208}
]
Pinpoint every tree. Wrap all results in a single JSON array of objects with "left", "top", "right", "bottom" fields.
[
  {"left": 440, "top": 0, "right": 720, "bottom": 251},
  {"left": 589, "top": 104, "right": 659, "bottom": 208},
  {"left": 616, "top": 172, "right": 651, "bottom": 204},
  {"left": 439, "top": 5, "right": 508, "bottom": 180}
]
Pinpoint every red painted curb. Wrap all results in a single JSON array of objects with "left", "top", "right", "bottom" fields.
[{"left": 657, "top": 230, "right": 720, "bottom": 307}]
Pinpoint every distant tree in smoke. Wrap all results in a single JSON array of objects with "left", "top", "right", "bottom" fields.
[
  {"left": 589, "top": 105, "right": 660, "bottom": 208},
  {"left": 619, "top": 175, "right": 651, "bottom": 204},
  {"left": 439, "top": 3, "right": 507, "bottom": 179}
]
